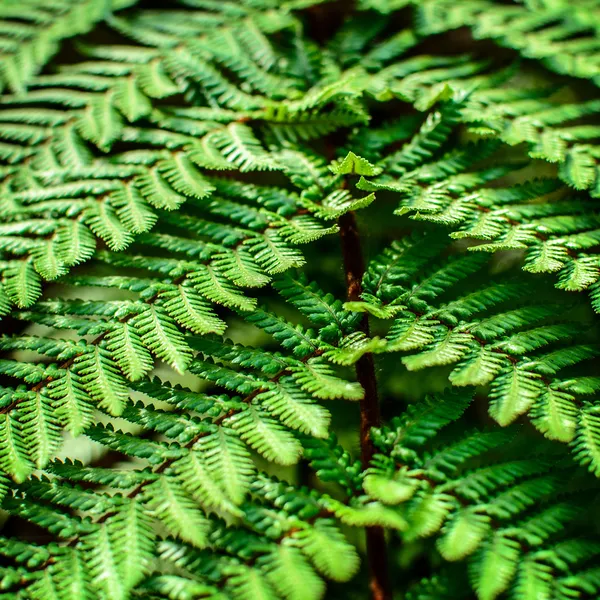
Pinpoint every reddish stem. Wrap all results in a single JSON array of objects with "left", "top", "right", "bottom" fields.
[{"left": 338, "top": 211, "right": 392, "bottom": 600}]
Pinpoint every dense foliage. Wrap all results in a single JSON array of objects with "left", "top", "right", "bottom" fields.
[{"left": 1, "top": 1, "right": 600, "bottom": 598}]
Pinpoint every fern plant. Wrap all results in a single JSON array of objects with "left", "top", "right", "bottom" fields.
[{"left": 1, "top": 0, "right": 600, "bottom": 599}]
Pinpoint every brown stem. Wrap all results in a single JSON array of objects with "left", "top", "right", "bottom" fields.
[{"left": 338, "top": 211, "right": 392, "bottom": 600}]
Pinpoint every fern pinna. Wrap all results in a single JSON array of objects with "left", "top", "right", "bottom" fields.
[{"left": 1, "top": 1, "right": 600, "bottom": 599}]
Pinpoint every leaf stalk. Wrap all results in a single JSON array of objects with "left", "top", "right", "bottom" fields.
[{"left": 339, "top": 211, "right": 392, "bottom": 600}]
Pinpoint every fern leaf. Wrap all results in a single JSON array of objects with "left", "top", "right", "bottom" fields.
[
  {"left": 109, "top": 183, "right": 157, "bottom": 234},
  {"left": 172, "top": 440, "right": 246, "bottom": 514},
  {"left": 265, "top": 545, "right": 325, "bottom": 600},
  {"left": 0, "top": 411, "right": 33, "bottom": 482},
  {"left": 132, "top": 306, "right": 192, "bottom": 374},
  {"left": 78, "top": 93, "right": 124, "bottom": 152},
  {"left": 85, "top": 501, "right": 155, "bottom": 600},
  {"left": 256, "top": 382, "right": 331, "bottom": 438},
  {"left": 157, "top": 154, "right": 215, "bottom": 199},
  {"left": 114, "top": 77, "right": 152, "bottom": 122},
  {"left": 294, "top": 521, "right": 360, "bottom": 582},
  {"left": 73, "top": 346, "right": 128, "bottom": 416},
  {"left": 3, "top": 260, "right": 41, "bottom": 308},
  {"left": 135, "top": 168, "right": 186, "bottom": 210},
  {"left": 161, "top": 283, "right": 227, "bottom": 335},
  {"left": 47, "top": 370, "right": 94, "bottom": 437},
  {"left": 83, "top": 202, "right": 134, "bottom": 251},
  {"left": 105, "top": 322, "right": 154, "bottom": 381},
  {"left": 189, "top": 266, "right": 257, "bottom": 311},
  {"left": 470, "top": 535, "right": 521, "bottom": 600},
  {"left": 144, "top": 477, "right": 209, "bottom": 547},
  {"left": 227, "top": 406, "right": 303, "bottom": 466},
  {"left": 489, "top": 366, "right": 544, "bottom": 426}
]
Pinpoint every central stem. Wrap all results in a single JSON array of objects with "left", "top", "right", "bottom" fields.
[{"left": 338, "top": 211, "right": 392, "bottom": 600}]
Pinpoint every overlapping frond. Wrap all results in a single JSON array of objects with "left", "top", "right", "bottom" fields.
[
  {"left": 416, "top": 0, "right": 600, "bottom": 85},
  {"left": 338, "top": 4, "right": 600, "bottom": 192},
  {"left": 1, "top": 469, "right": 377, "bottom": 600},
  {"left": 0, "top": 0, "right": 521, "bottom": 311},
  {"left": 364, "top": 391, "right": 600, "bottom": 600},
  {"left": 354, "top": 101, "right": 600, "bottom": 305},
  {"left": 347, "top": 233, "right": 600, "bottom": 475},
  {"left": 0, "top": 2, "right": 329, "bottom": 301},
  {"left": 0, "top": 250, "right": 373, "bottom": 473},
  {"left": 0, "top": 0, "right": 137, "bottom": 94},
  {"left": 1, "top": 1, "right": 600, "bottom": 599},
  {"left": 0, "top": 272, "right": 405, "bottom": 599}
]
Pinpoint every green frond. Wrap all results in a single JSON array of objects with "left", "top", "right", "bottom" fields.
[
  {"left": 359, "top": 103, "right": 600, "bottom": 303},
  {"left": 85, "top": 500, "right": 155, "bottom": 599},
  {"left": 0, "top": 0, "right": 137, "bottom": 94},
  {"left": 352, "top": 233, "right": 600, "bottom": 473},
  {"left": 417, "top": 0, "right": 600, "bottom": 85},
  {"left": 2, "top": 2, "right": 600, "bottom": 599},
  {"left": 365, "top": 391, "right": 600, "bottom": 600}
]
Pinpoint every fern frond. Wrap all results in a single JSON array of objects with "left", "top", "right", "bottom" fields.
[
  {"left": 417, "top": 0, "right": 600, "bottom": 85},
  {"left": 365, "top": 390, "right": 600, "bottom": 600},
  {"left": 350, "top": 233, "right": 600, "bottom": 473},
  {"left": 2, "top": 1, "right": 600, "bottom": 599},
  {"left": 0, "top": 0, "right": 137, "bottom": 94}
]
